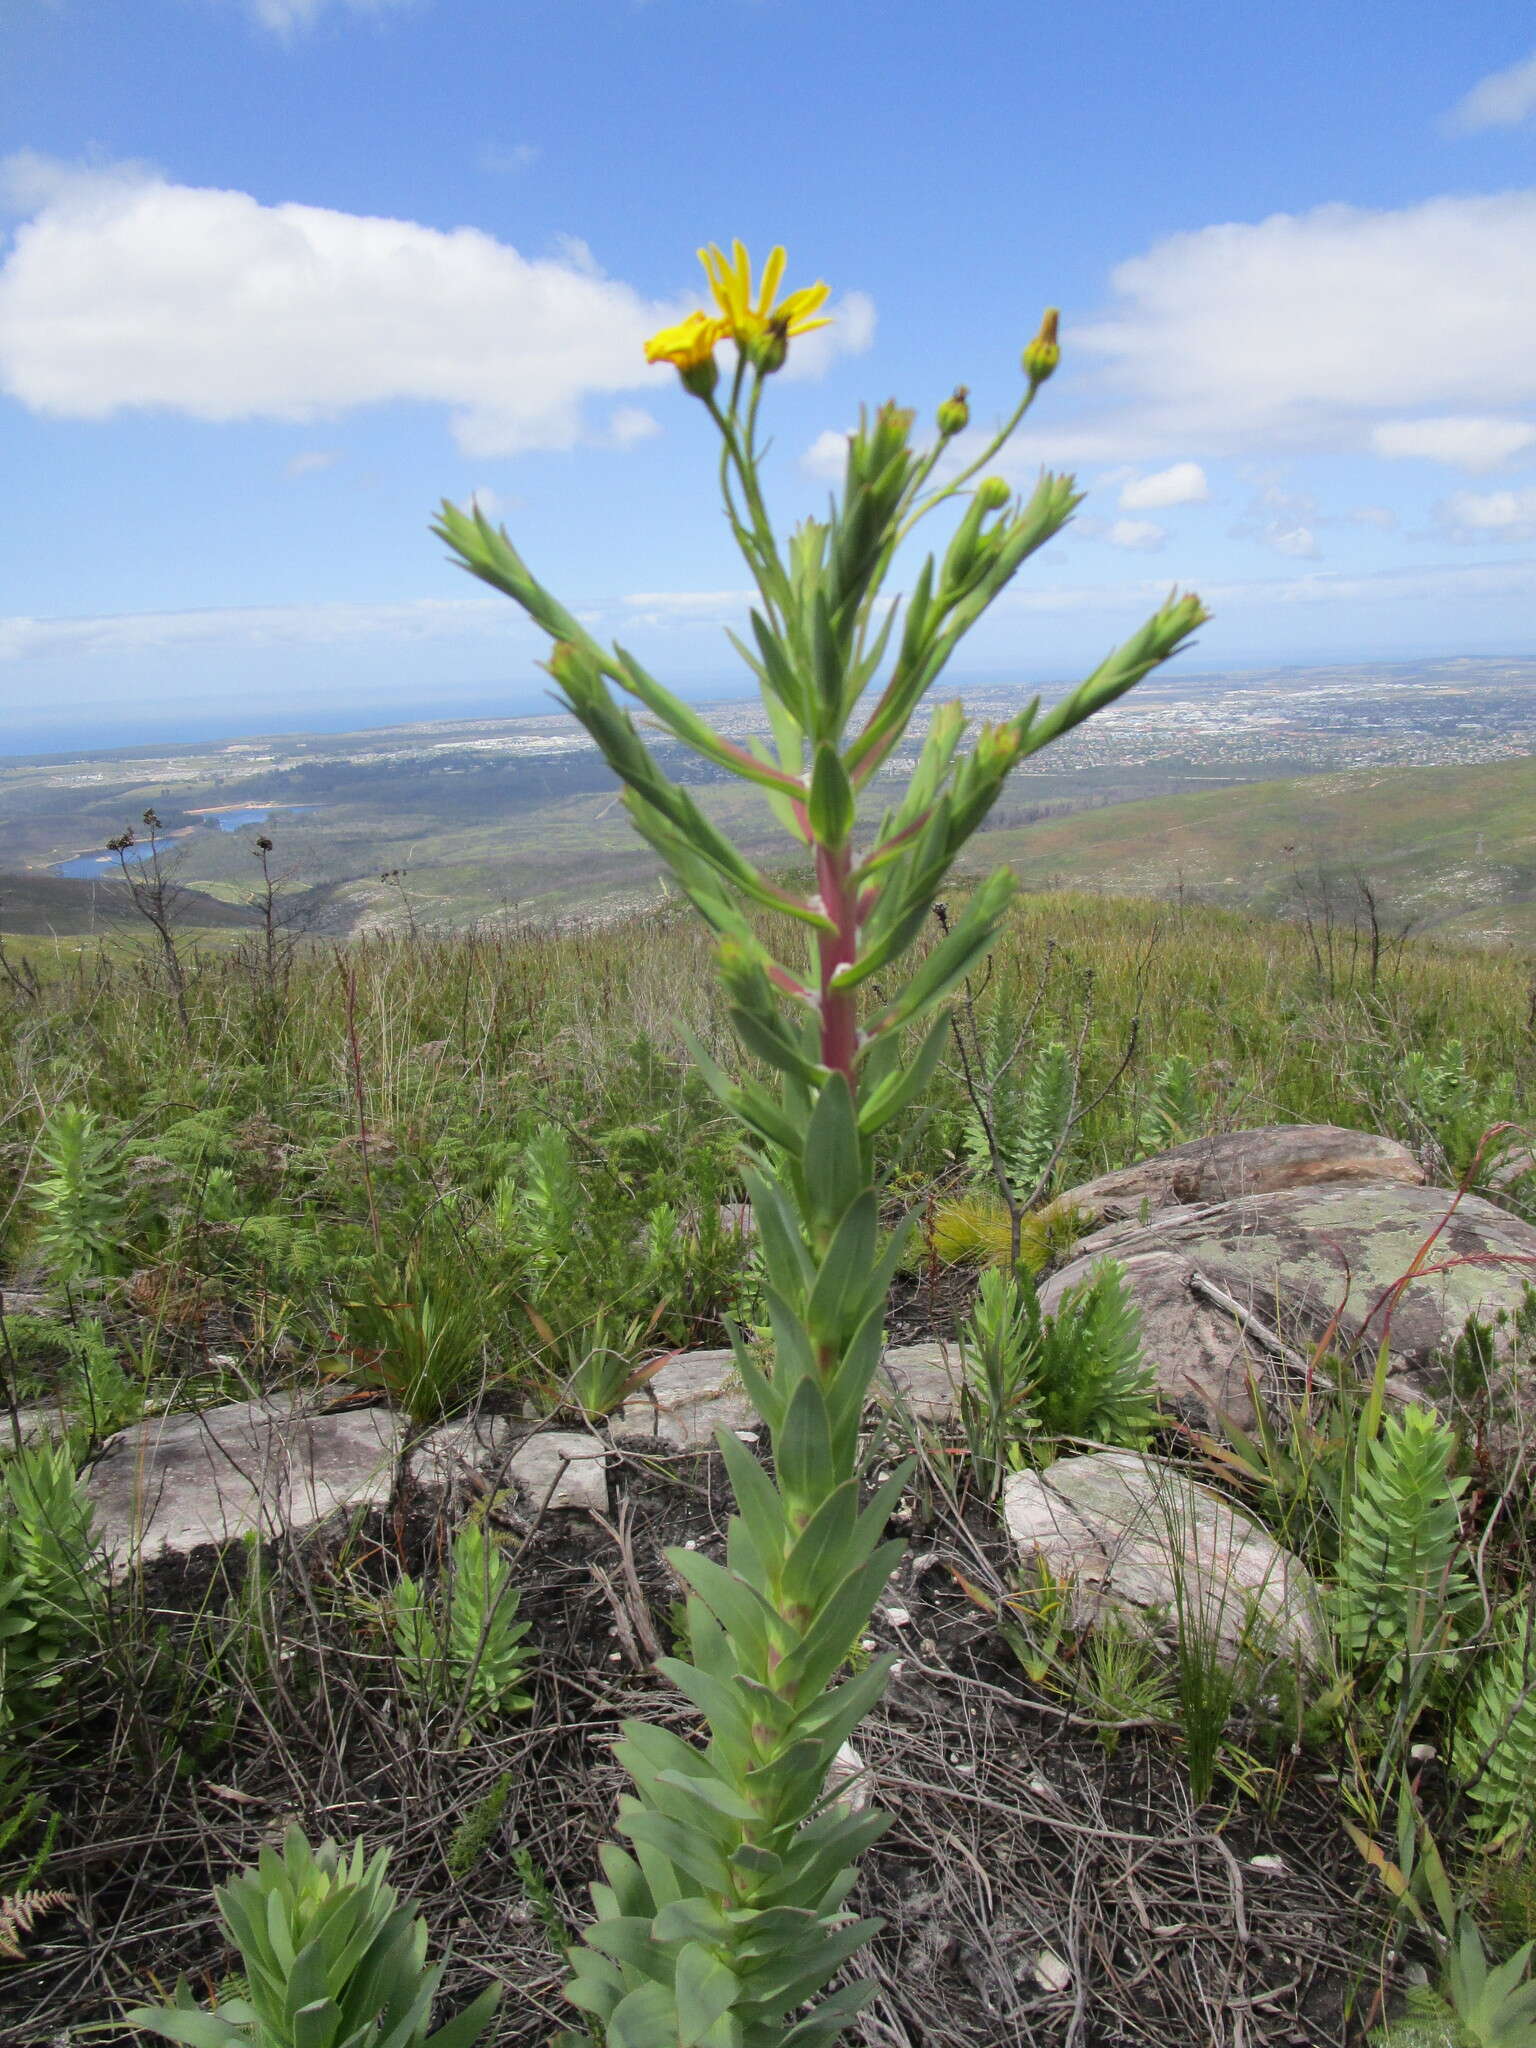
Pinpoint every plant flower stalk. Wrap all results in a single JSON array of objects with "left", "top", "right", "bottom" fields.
[{"left": 436, "top": 240, "right": 1206, "bottom": 2048}]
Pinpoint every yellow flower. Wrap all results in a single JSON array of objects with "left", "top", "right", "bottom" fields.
[
  {"left": 644, "top": 310, "right": 726, "bottom": 373},
  {"left": 697, "top": 240, "right": 831, "bottom": 366},
  {"left": 644, "top": 309, "right": 727, "bottom": 396}
]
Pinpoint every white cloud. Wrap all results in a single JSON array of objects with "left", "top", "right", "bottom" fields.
[
  {"left": 991, "top": 554, "right": 1536, "bottom": 617},
  {"left": 1443, "top": 50, "right": 1536, "bottom": 134},
  {"left": 0, "top": 595, "right": 522, "bottom": 664},
  {"left": 619, "top": 589, "right": 755, "bottom": 629},
  {"left": 478, "top": 141, "right": 540, "bottom": 174},
  {"left": 1347, "top": 505, "right": 1397, "bottom": 529},
  {"left": 1103, "top": 518, "right": 1166, "bottom": 552},
  {"left": 1370, "top": 415, "right": 1536, "bottom": 472},
  {"left": 242, "top": 0, "right": 415, "bottom": 34},
  {"left": 1118, "top": 461, "right": 1207, "bottom": 510},
  {"left": 802, "top": 428, "right": 850, "bottom": 478},
  {"left": 1267, "top": 525, "right": 1320, "bottom": 559},
  {"left": 607, "top": 406, "right": 660, "bottom": 447},
  {"left": 284, "top": 448, "right": 339, "bottom": 477},
  {"left": 0, "top": 156, "right": 872, "bottom": 458},
  {"left": 1440, "top": 487, "right": 1536, "bottom": 542},
  {"left": 1075, "top": 191, "right": 1536, "bottom": 455}
]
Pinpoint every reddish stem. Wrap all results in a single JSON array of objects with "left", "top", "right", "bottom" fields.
[{"left": 815, "top": 842, "right": 860, "bottom": 1082}]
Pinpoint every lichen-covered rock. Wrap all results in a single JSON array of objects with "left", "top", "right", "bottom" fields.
[
  {"left": 1002, "top": 1451, "right": 1320, "bottom": 1663},
  {"left": 1059, "top": 1124, "right": 1425, "bottom": 1227},
  {"left": 83, "top": 1395, "right": 402, "bottom": 1566},
  {"left": 409, "top": 1417, "right": 608, "bottom": 1513},
  {"left": 1043, "top": 1184, "right": 1536, "bottom": 1433}
]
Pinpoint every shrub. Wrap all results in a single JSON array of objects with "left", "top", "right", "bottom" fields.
[{"left": 393, "top": 1519, "right": 534, "bottom": 1742}]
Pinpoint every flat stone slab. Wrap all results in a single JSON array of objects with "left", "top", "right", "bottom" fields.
[
  {"left": 1003, "top": 1451, "right": 1320, "bottom": 1664},
  {"left": 1043, "top": 1183, "right": 1536, "bottom": 1433},
  {"left": 84, "top": 1395, "right": 402, "bottom": 1566},
  {"left": 1059, "top": 1125, "right": 1425, "bottom": 1227},
  {"left": 622, "top": 1342, "right": 965, "bottom": 1449},
  {"left": 620, "top": 1349, "right": 756, "bottom": 1447},
  {"left": 409, "top": 1417, "right": 608, "bottom": 1512},
  {"left": 874, "top": 1344, "right": 963, "bottom": 1423}
]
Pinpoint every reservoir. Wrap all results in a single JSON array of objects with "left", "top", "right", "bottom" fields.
[{"left": 53, "top": 805, "right": 316, "bottom": 878}]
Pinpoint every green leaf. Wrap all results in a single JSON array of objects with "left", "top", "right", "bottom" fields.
[
  {"left": 807, "top": 744, "right": 855, "bottom": 850},
  {"left": 801, "top": 1077, "right": 864, "bottom": 1239},
  {"left": 609, "top": 1979, "right": 683, "bottom": 2048},
  {"left": 120, "top": 2011, "right": 241, "bottom": 2048},
  {"left": 774, "top": 1378, "right": 837, "bottom": 1520},
  {"left": 676, "top": 1941, "right": 741, "bottom": 2046},
  {"left": 857, "top": 1015, "right": 950, "bottom": 1134}
]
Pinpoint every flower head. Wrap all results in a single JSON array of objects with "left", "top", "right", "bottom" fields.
[
  {"left": 698, "top": 240, "right": 831, "bottom": 370},
  {"left": 644, "top": 310, "right": 727, "bottom": 396}
]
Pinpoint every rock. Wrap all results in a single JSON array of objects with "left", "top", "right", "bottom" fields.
[
  {"left": 84, "top": 1395, "right": 402, "bottom": 1567},
  {"left": 624, "top": 1342, "right": 966, "bottom": 1449},
  {"left": 620, "top": 1348, "right": 756, "bottom": 1447},
  {"left": 410, "top": 1418, "right": 609, "bottom": 1514},
  {"left": 874, "top": 1343, "right": 963, "bottom": 1423},
  {"left": 0, "top": 1288, "right": 57, "bottom": 1319},
  {"left": 1042, "top": 1184, "right": 1536, "bottom": 1434},
  {"left": 718, "top": 1203, "right": 756, "bottom": 1240},
  {"left": 1060, "top": 1124, "right": 1425, "bottom": 1226},
  {"left": 6, "top": 1401, "right": 74, "bottom": 1449},
  {"left": 1002, "top": 1451, "right": 1320, "bottom": 1664}
]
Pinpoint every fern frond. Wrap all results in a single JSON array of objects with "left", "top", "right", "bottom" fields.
[{"left": 0, "top": 1888, "right": 68, "bottom": 1960}]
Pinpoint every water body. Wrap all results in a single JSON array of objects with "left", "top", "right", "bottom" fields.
[{"left": 53, "top": 805, "right": 315, "bottom": 878}]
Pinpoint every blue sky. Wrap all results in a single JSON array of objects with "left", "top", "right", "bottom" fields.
[{"left": 2, "top": 0, "right": 1536, "bottom": 752}]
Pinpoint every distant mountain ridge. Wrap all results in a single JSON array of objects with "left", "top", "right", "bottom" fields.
[
  {"left": 972, "top": 753, "right": 1536, "bottom": 944},
  {"left": 0, "top": 870, "right": 261, "bottom": 935}
]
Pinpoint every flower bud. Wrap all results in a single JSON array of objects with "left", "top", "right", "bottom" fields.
[
  {"left": 936, "top": 386, "right": 970, "bottom": 439},
  {"left": 1023, "top": 308, "right": 1061, "bottom": 386},
  {"left": 752, "top": 313, "right": 791, "bottom": 375},
  {"left": 976, "top": 476, "right": 1010, "bottom": 512}
]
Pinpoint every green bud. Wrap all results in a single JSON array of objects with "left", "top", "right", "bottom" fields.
[
  {"left": 1022, "top": 308, "right": 1061, "bottom": 386},
  {"left": 935, "top": 386, "right": 970, "bottom": 439},
  {"left": 680, "top": 354, "right": 720, "bottom": 400},
  {"left": 976, "top": 477, "right": 1010, "bottom": 512},
  {"left": 752, "top": 314, "right": 791, "bottom": 376}
]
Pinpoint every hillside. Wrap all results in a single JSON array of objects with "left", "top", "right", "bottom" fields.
[
  {"left": 0, "top": 868, "right": 261, "bottom": 935},
  {"left": 972, "top": 753, "right": 1536, "bottom": 942}
]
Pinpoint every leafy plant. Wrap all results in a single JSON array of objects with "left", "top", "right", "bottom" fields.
[
  {"left": 1028, "top": 1258, "right": 1159, "bottom": 1447},
  {"left": 1137, "top": 1052, "right": 1207, "bottom": 1155},
  {"left": 538, "top": 1309, "right": 665, "bottom": 1422},
  {"left": 1332, "top": 1404, "right": 1473, "bottom": 1684},
  {"left": 393, "top": 1519, "right": 534, "bottom": 1742},
  {"left": 958, "top": 1265, "right": 1038, "bottom": 1501},
  {"left": 445, "top": 1773, "right": 513, "bottom": 1881},
  {"left": 0, "top": 1887, "right": 68, "bottom": 1962},
  {"left": 0, "top": 1442, "right": 101, "bottom": 1731},
  {"left": 125, "top": 1824, "right": 500, "bottom": 2047},
  {"left": 1458, "top": 1607, "right": 1536, "bottom": 1848},
  {"left": 438, "top": 232, "right": 1205, "bottom": 2046},
  {"left": 31, "top": 1103, "right": 126, "bottom": 1290},
  {"left": 960, "top": 1030, "right": 1075, "bottom": 1200},
  {"left": 333, "top": 1260, "right": 494, "bottom": 1424}
]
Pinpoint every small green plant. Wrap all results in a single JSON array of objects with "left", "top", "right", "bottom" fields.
[
  {"left": 0, "top": 1441, "right": 101, "bottom": 1731},
  {"left": 533, "top": 1307, "right": 665, "bottom": 1421},
  {"left": 1029, "top": 1258, "right": 1159, "bottom": 1448},
  {"left": 960, "top": 1031, "right": 1075, "bottom": 1201},
  {"left": 1077, "top": 1616, "right": 1176, "bottom": 1743},
  {"left": 445, "top": 1773, "right": 512, "bottom": 1881},
  {"left": 1333, "top": 1404, "right": 1473, "bottom": 1685},
  {"left": 334, "top": 1261, "right": 493, "bottom": 1424},
  {"left": 1458, "top": 1607, "right": 1536, "bottom": 1849},
  {"left": 958, "top": 1265, "right": 1038, "bottom": 1501},
  {"left": 125, "top": 1824, "right": 500, "bottom": 2047},
  {"left": 31, "top": 1103, "right": 125, "bottom": 1291},
  {"left": 1137, "top": 1052, "right": 1208, "bottom": 1155},
  {"left": 393, "top": 1519, "right": 534, "bottom": 1743}
]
